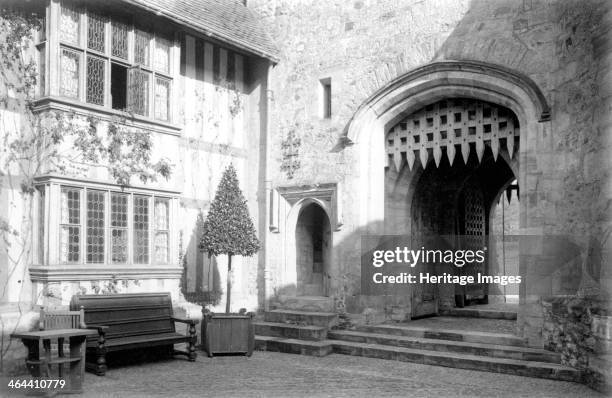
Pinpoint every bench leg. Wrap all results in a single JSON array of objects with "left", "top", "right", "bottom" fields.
[
  {"left": 188, "top": 322, "right": 197, "bottom": 361},
  {"left": 94, "top": 332, "right": 107, "bottom": 376}
]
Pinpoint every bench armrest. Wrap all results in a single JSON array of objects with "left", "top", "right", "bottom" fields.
[
  {"left": 171, "top": 317, "right": 197, "bottom": 325},
  {"left": 86, "top": 324, "right": 109, "bottom": 332}
]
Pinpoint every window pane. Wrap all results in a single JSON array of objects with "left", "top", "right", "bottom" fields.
[
  {"left": 87, "top": 12, "right": 106, "bottom": 53},
  {"left": 134, "top": 29, "right": 150, "bottom": 66},
  {"left": 154, "top": 198, "right": 169, "bottom": 230},
  {"left": 111, "top": 193, "right": 128, "bottom": 263},
  {"left": 154, "top": 77, "right": 170, "bottom": 121},
  {"left": 111, "top": 20, "right": 128, "bottom": 59},
  {"left": 86, "top": 56, "right": 105, "bottom": 105},
  {"left": 61, "top": 226, "right": 81, "bottom": 263},
  {"left": 60, "top": 3, "right": 79, "bottom": 45},
  {"left": 60, "top": 48, "right": 80, "bottom": 98},
  {"left": 111, "top": 193, "right": 128, "bottom": 227},
  {"left": 112, "top": 229, "right": 128, "bottom": 263},
  {"left": 155, "top": 232, "right": 168, "bottom": 264},
  {"left": 61, "top": 187, "right": 80, "bottom": 224},
  {"left": 154, "top": 37, "right": 170, "bottom": 73},
  {"left": 128, "top": 69, "right": 150, "bottom": 116},
  {"left": 86, "top": 190, "right": 105, "bottom": 264},
  {"left": 133, "top": 195, "right": 149, "bottom": 264},
  {"left": 154, "top": 198, "right": 169, "bottom": 263},
  {"left": 60, "top": 187, "right": 80, "bottom": 263}
]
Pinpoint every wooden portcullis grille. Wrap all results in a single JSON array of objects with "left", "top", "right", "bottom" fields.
[{"left": 386, "top": 99, "right": 519, "bottom": 171}]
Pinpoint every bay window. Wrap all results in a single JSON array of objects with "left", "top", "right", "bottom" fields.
[
  {"left": 41, "top": 1, "right": 175, "bottom": 123},
  {"left": 40, "top": 183, "right": 175, "bottom": 267}
]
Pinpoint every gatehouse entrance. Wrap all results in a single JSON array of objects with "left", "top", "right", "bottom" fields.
[{"left": 386, "top": 98, "right": 520, "bottom": 317}]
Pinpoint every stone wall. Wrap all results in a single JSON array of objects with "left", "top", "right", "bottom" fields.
[
  {"left": 251, "top": 0, "right": 612, "bottom": 390},
  {"left": 543, "top": 296, "right": 611, "bottom": 393}
]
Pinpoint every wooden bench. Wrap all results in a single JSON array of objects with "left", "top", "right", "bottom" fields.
[{"left": 70, "top": 293, "right": 197, "bottom": 375}]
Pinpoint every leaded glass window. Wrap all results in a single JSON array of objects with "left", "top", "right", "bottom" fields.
[
  {"left": 133, "top": 195, "right": 149, "bottom": 264},
  {"left": 86, "top": 56, "right": 105, "bottom": 105},
  {"left": 87, "top": 12, "right": 106, "bottom": 53},
  {"left": 52, "top": 3, "right": 175, "bottom": 120},
  {"left": 154, "top": 37, "right": 170, "bottom": 73},
  {"left": 52, "top": 185, "right": 173, "bottom": 266},
  {"left": 60, "top": 48, "right": 80, "bottom": 98},
  {"left": 112, "top": 20, "right": 128, "bottom": 59},
  {"left": 111, "top": 193, "right": 128, "bottom": 264},
  {"left": 129, "top": 69, "right": 150, "bottom": 116},
  {"left": 60, "top": 187, "right": 81, "bottom": 263},
  {"left": 60, "top": 3, "right": 80, "bottom": 45},
  {"left": 86, "top": 190, "right": 105, "bottom": 263},
  {"left": 134, "top": 29, "right": 151, "bottom": 66},
  {"left": 154, "top": 198, "right": 169, "bottom": 264},
  {"left": 154, "top": 77, "right": 170, "bottom": 121}
]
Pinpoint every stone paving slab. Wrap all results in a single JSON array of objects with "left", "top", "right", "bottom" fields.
[{"left": 1, "top": 351, "right": 603, "bottom": 398}]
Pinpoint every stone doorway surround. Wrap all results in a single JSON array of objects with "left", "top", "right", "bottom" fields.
[
  {"left": 269, "top": 183, "right": 342, "bottom": 302},
  {"left": 342, "top": 60, "right": 551, "bottom": 347}
]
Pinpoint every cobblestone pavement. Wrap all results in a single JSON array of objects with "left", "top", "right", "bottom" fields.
[{"left": 2, "top": 351, "right": 604, "bottom": 398}]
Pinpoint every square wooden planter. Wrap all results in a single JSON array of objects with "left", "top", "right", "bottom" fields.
[{"left": 201, "top": 309, "right": 254, "bottom": 357}]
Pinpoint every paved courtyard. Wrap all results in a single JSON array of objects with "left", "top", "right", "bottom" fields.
[{"left": 2, "top": 351, "right": 604, "bottom": 398}]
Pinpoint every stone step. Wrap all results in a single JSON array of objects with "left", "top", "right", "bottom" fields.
[
  {"left": 355, "top": 324, "right": 527, "bottom": 347},
  {"left": 328, "top": 330, "right": 560, "bottom": 363},
  {"left": 264, "top": 309, "right": 338, "bottom": 328},
  {"left": 254, "top": 335, "right": 333, "bottom": 357},
  {"left": 254, "top": 321, "right": 327, "bottom": 341},
  {"left": 331, "top": 341, "right": 581, "bottom": 383},
  {"left": 440, "top": 307, "right": 517, "bottom": 320},
  {"left": 271, "top": 295, "right": 335, "bottom": 312}
]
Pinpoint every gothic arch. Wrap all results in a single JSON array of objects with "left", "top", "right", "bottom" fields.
[{"left": 343, "top": 60, "right": 551, "bottom": 234}]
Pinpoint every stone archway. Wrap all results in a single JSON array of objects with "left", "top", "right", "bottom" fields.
[
  {"left": 282, "top": 197, "right": 334, "bottom": 298},
  {"left": 295, "top": 203, "right": 332, "bottom": 297},
  {"left": 343, "top": 60, "right": 551, "bottom": 345}
]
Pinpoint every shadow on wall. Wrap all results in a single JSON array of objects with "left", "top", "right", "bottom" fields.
[{"left": 181, "top": 211, "right": 222, "bottom": 306}]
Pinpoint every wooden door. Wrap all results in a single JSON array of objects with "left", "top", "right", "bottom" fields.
[{"left": 460, "top": 180, "right": 487, "bottom": 302}]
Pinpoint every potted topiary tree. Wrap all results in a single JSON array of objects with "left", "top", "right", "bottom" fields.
[{"left": 199, "top": 164, "right": 260, "bottom": 357}]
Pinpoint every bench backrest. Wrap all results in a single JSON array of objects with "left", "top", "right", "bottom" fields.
[
  {"left": 70, "top": 293, "right": 175, "bottom": 341},
  {"left": 40, "top": 306, "right": 85, "bottom": 330}
]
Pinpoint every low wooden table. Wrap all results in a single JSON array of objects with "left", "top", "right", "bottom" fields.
[{"left": 12, "top": 329, "right": 98, "bottom": 395}]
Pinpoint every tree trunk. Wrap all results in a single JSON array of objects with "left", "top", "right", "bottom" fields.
[{"left": 225, "top": 254, "right": 232, "bottom": 313}]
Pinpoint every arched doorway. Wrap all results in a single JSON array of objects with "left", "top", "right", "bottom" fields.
[
  {"left": 295, "top": 203, "right": 331, "bottom": 297},
  {"left": 343, "top": 60, "right": 551, "bottom": 344},
  {"left": 387, "top": 98, "right": 519, "bottom": 317}
]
